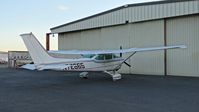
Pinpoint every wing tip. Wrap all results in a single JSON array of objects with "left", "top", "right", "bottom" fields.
[
  {"left": 20, "top": 32, "right": 33, "bottom": 37},
  {"left": 180, "top": 45, "right": 187, "bottom": 49}
]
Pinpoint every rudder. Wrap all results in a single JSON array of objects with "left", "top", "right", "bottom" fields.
[{"left": 20, "top": 33, "right": 60, "bottom": 65}]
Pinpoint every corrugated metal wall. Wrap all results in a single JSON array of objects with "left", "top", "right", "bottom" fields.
[
  {"left": 59, "top": 32, "right": 81, "bottom": 50},
  {"left": 166, "top": 15, "right": 199, "bottom": 77},
  {"left": 51, "top": 0, "right": 199, "bottom": 33},
  {"left": 58, "top": 20, "right": 165, "bottom": 75},
  {"left": 58, "top": 14, "right": 199, "bottom": 77},
  {"left": 58, "top": 25, "right": 130, "bottom": 51}
]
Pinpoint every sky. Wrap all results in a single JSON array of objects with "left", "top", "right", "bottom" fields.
[{"left": 0, "top": 0, "right": 160, "bottom": 52}]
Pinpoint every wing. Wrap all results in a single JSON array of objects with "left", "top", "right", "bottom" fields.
[{"left": 48, "top": 45, "right": 186, "bottom": 55}]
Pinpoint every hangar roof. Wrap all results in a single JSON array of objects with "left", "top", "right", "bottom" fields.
[{"left": 51, "top": 0, "right": 199, "bottom": 33}]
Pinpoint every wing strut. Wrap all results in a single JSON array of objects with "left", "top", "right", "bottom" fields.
[{"left": 115, "top": 52, "right": 137, "bottom": 70}]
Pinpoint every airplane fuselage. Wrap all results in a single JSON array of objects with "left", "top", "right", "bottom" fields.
[{"left": 36, "top": 58, "right": 124, "bottom": 72}]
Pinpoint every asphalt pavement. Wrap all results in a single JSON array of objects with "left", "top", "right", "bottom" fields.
[{"left": 0, "top": 67, "right": 199, "bottom": 112}]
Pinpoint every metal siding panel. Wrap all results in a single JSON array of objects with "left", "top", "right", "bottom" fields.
[
  {"left": 52, "top": 1, "right": 199, "bottom": 34},
  {"left": 101, "top": 25, "right": 130, "bottom": 73},
  {"left": 142, "top": 6, "right": 146, "bottom": 20},
  {"left": 108, "top": 13, "right": 112, "bottom": 25},
  {"left": 138, "top": 6, "right": 142, "bottom": 21},
  {"left": 85, "top": 20, "right": 89, "bottom": 29},
  {"left": 64, "top": 26, "right": 68, "bottom": 32},
  {"left": 133, "top": 7, "right": 138, "bottom": 21},
  {"left": 145, "top": 6, "right": 149, "bottom": 19},
  {"left": 59, "top": 33, "right": 67, "bottom": 50},
  {"left": 115, "top": 10, "right": 119, "bottom": 24},
  {"left": 86, "top": 18, "right": 90, "bottom": 28},
  {"left": 125, "top": 7, "right": 130, "bottom": 22},
  {"left": 105, "top": 14, "right": 109, "bottom": 26},
  {"left": 102, "top": 15, "right": 106, "bottom": 27},
  {"left": 141, "top": 6, "right": 145, "bottom": 20},
  {"left": 64, "top": 34, "right": 69, "bottom": 49},
  {"left": 102, "top": 15, "right": 105, "bottom": 27},
  {"left": 72, "top": 24, "right": 76, "bottom": 31},
  {"left": 59, "top": 32, "right": 82, "bottom": 50},
  {"left": 152, "top": 5, "right": 156, "bottom": 19},
  {"left": 145, "top": 5, "right": 149, "bottom": 20},
  {"left": 95, "top": 16, "right": 99, "bottom": 27},
  {"left": 103, "top": 15, "right": 107, "bottom": 26},
  {"left": 91, "top": 17, "right": 95, "bottom": 27},
  {"left": 190, "top": 1, "right": 198, "bottom": 14},
  {"left": 97, "top": 16, "right": 102, "bottom": 27},
  {"left": 116, "top": 10, "right": 120, "bottom": 24},
  {"left": 95, "top": 17, "right": 99, "bottom": 27},
  {"left": 96, "top": 15, "right": 100, "bottom": 27},
  {"left": 111, "top": 11, "right": 116, "bottom": 24},
  {"left": 196, "top": 1, "right": 199, "bottom": 13},
  {"left": 88, "top": 18, "right": 91, "bottom": 28},
  {"left": 155, "top": 5, "right": 159, "bottom": 18},
  {"left": 58, "top": 34, "right": 63, "bottom": 50},
  {"left": 107, "top": 13, "right": 113, "bottom": 26},
  {"left": 100, "top": 25, "right": 130, "bottom": 49},
  {"left": 80, "top": 29, "right": 101, "bottom": 50},
  {"left": 129, "top": 20, "right": 164, "bottom": 75},
  {"left": 148, "top": 5, "right": 153, "bottom": 19},
  {"left": 166, "top": 15, "right": 199, "bottom": 77},
  {"left": 167, "top": 4, "right": 172, "bottom": 17},
  {"left": 188, "top": 1, "right": 194, "bottom": 14},
  {"left": 119, "top": 9, "right": 124, "bottom": 24},
  {"left": 81, "top": 21, "right": 86, "bottom": 29},
  {"left": 117, "top": 10, "right": 121, "bottom": 23},
  {"left": 175, "top": 2, "right": 180, "bottom": 16},
  {"left": 184, "top": 1, "right": 189, "bottom": 14},
  {"left": 69, "top": 24, "right": 73, "bottom": 31},
  {"left": 88, "top": 19, "right": 92, "bottom": 29},
  {"left": 171, "top": 3, "right": 176, "bottom": 16},
  {"left": 91, "top": 17, "right": 95, "bottom": 28},
  {"left": 179, "top": 2, "right": 185, "bottom": 15},
  {"left": 159, "top": 4, "right": 164, "bottom": 18},
  {"left": 114, "top": 11, "right": 119, "bottom": 24},
  {"left": 127, "top": 7, "right": 132, "bottom": 22},
  {"left": 163, "top": 3, "right": 167, "bottom": 18},
  {"left": 122, "top": 8, "right": 126, "bottom": 23}
]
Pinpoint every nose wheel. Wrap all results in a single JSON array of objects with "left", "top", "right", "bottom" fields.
[{"left": 104, "top": 71, "right": 122, "bottom": 81}]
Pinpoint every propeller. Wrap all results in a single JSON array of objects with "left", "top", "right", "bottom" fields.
[{"left": 124, "top": 61, "right": 131, "bottom": 67}]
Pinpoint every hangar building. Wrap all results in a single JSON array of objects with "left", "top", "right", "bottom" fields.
[{"left": 51, "top": 0, "right": 199, "bottom": 77}]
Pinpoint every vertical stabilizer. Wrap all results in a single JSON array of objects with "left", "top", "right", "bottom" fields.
[{"left": 20, "top": 33, "right": 61, "bottom": 65}]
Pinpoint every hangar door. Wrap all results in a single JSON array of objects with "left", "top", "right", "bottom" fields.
[
  {"left": 129, "top": 20, "right": 165, "bottom": 75},
  {"left": 166, "top": 15, "right": 199, "bottom": 77}
]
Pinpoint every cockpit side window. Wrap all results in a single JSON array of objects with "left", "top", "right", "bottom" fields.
[
  {"left": 94, "top": 54, "right": 120, "bottom": 60},
  {"left": 104, "top": 54, "right": 113, "bottom": 60},
  {"left": 82, "top": 54, "right": 95, "bottom": 58},
  {"left": 95, "top": 54, "right": 105, "bottom": 60}
]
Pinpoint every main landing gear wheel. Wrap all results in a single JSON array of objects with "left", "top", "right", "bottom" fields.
[{"left": 79, "top": 72, "right": 89, "bottom": 79}]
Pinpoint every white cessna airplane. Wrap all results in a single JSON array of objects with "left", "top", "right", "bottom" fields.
[{"left": 20, "top": 33, "right": 186, "bottom": 81}]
